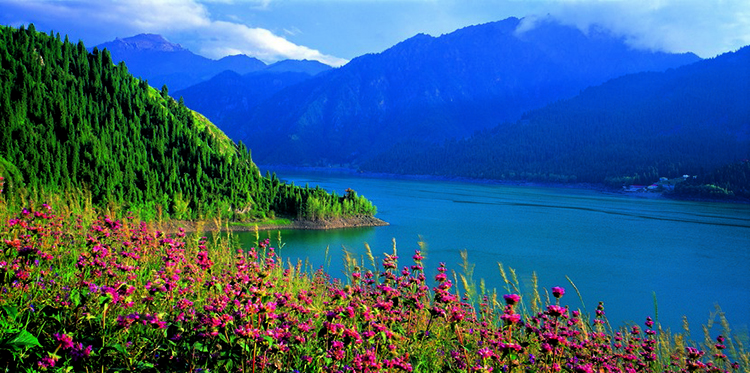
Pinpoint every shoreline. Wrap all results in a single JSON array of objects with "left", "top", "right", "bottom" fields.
[
  {"left": 259, "top": 165, "right": 749, "bottom": 204},
  {"left": 162, "top": 215, "right": 389, "bottom": 234}
]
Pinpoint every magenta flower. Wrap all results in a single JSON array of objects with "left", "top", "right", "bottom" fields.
[
  {"left": 501, "top": 313, "right": 521, "bottom": 325},
  {"left": 54, "top": 333, "right": 74, "bottom": 350},
  {"left": 71, "top": 342, "right": 93, "bottom": 361},
  {"left": 552, "top": 286, "right": 565, "bottom": 298},
  {"left": 546, "top": 304, "right": 565, "bottom": 317},
  {"left": 503, "top": 294, "right": 520, "bottom": 305},
  {"left": 477, "top": 347, "right": 495, "bottom": 359},
  {"left": 449, "top": 306, "right": 465, "bottom": 322},
  {"left": 37, "top": 355, "right": 58, "bottom": 369},
  {"left": 686, "top": 346, "right": 705, "bottom": 360},
  {"left": 196, "top": 251, "right": 213, "bottom": 270}
]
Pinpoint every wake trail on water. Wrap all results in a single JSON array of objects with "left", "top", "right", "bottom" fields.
[{"left": 451, "top": 199, "right": 750, "bottom": 229}]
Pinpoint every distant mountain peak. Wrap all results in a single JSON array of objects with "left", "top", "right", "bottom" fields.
[
  {"left": 237, "top": 17, "right": 701, "bottom": 166},
  {"left": 110, "top": 33, "right": 186, "bottom": 52},
  {"left": 264, "top": 59, "right": 332, "bottom": 75}
]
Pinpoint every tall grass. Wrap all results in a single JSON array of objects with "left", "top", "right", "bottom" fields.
[{"left": 0, "top": 203, "right": 746, "bottom": 372}]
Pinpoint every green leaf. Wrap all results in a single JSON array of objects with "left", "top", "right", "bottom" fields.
[
  {"left": 111, "top": 343, "right": 128, "bottom": 355},
  {"left": 193, "top": 341, "right": 208, "bottom": 353},
  {"left": 0, "top": 306, "right": 18, "bottom": 321},
  {"left": 224, "top": 358, "right": 235, "bottom": 371},
  {"left": 99, "top": 295, "right": 111, "bottom": 306},
  {"left": 70, "top": 289, "right": 82, "bottom": 308},
  {"left": 136, "top": 362, "right": 155, "bottom": 369},
  {"left": 5, "top": 330, "right": 42, "bottom": 349}
]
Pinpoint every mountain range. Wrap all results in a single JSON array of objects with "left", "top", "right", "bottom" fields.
[
  {"left": 92, "top": 19, "right": 748, "bottom": 193},
  {"left": 230, "top": 17, "right": 699, "bottom": 166},
  {"left": 94, "top": 34, "right": 332, "bottom": 91},
  {"left": 362, "top": 45, "right": 750, "bottom": 188},
  {"left": 173, "top": 61, "right": 332, "bottom": 140}
]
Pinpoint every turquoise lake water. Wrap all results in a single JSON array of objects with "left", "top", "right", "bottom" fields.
[{"left": 236, "top": 169, "right": 750, "bottom": 336}]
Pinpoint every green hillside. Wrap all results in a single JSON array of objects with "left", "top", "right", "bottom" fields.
[{"left": 0, "top": 24, "right": 376, "bottom": 221}]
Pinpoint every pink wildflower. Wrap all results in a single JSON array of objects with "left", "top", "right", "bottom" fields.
[
  {"left": 552, "top": 286, "right": 565, "bottom": 298},
  {"left": 54, "top": 333, "right": 74, "bottom": 350},
  {"left": 503, "top": 294, "right": 521, "bottom": 305}
]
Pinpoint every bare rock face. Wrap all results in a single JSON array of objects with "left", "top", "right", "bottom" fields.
[{"left": 106, "top": 34, "right": 187, "bottom": 52}]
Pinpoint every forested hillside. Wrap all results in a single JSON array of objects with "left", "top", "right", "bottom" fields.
[
  {"left": 363, "top": 46, "right": 750, "bottom": 190},
  {"left": 673, "top": 160, "right": 750, "bottom": 200},
  {"left": 0, "top": 24, "right": 376, "bottom": 221}
]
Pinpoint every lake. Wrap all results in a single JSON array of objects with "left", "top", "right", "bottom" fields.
[{"left": 238, "top": 168, "right": 750, "bottom": 335}]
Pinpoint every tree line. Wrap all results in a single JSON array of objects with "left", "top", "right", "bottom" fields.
[{"left": 0, "top": 24, "right": 376, "bottom": 220}]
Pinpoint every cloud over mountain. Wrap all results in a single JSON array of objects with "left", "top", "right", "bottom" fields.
[
  {"left": 0, "top": 0, "right": 348, "bottom": 66},
  {"left": 532, "top": 0, "right": 750, "bottom": 58}
]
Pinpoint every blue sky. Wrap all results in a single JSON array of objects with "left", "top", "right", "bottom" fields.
[{"left": 1, "top": 0, "right": 749, "bottom": 67}]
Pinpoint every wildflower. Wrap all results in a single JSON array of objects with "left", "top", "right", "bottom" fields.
[
  {"left": 686, "top": 346, "right": 704, "bottom": 360},
  {"left": 546, "top": 304, "right": 565, "bottom": 317},
  {"left": 500, "top": 343, "right": 523, "bottom": 353},
  {"left": 501, "top": 312, "right": 521, "bottom": 325},
  {"left": 552, "top": 286, "right": 565, "bottom": 298},
  {"left": 715, "top": 335, "right": 727, "bottom": 350},
  {"left": 573, "top": 364, "right": 594, "bottom": 373},
  {"left": 328, "top": 340, "right": 345, "bottom": 360},
  {"left": 196, "top": 251, "right": 213, "bottom": 270},
  {"left": 37, "top": 355, "right": 59, "bottom": 369},
  {"left": 503, "top": 294, "right": 520, "bottom": 306},
  {"left": 71, "top": 342, "right": 93, "bottom": 361},
  {"left": 595, "top": 302, "right": 605, "bottom": 317},
  {"left": 449, "top": 306, "right": 465, "bottom": 322},
  {"left": 472, "top": 364, "right": 493, "bottom": 372},
  {"left": 53, "top": 333, "right": 74, "bottom": 350},
  {"left": 412, "top": 250, "right": 424, "bottom": 261},
  {"left": 477, "top": 347, "right": 495, "bottom": 359}
]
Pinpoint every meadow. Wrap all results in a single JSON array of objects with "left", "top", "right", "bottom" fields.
[{"left": 0, "top": 200, "right": 747, "bottom": 372}]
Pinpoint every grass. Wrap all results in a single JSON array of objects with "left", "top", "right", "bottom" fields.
[
  {"left": 0, "top": 202, "right": 747, "bottom": 372},
  {"left": 229, "top": 218, "right": 293, "bottom": 227}
]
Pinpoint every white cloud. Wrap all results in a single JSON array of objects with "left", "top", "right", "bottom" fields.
[
  {"left": 526, "top": 0, "right": 750, "bottom": 58},
  {"left": 197, "top": 20, "right": 348, "bottom": 65},
  {"left": 112, "top": 0, "right": 211, "bottom": 30},
  {"left": 2, "top": 0, "right": 347, "bottom": 66}
]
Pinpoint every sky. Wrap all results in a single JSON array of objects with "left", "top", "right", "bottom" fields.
[{"left": 1, "top": 0, "right": 749, "bottom": 67}]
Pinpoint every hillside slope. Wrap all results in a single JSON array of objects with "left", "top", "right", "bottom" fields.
[{"left": 0, "top": 25, "right": 376, "bottom": 221}]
